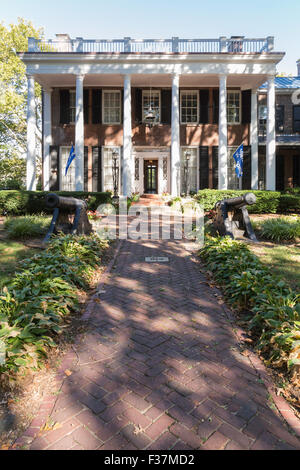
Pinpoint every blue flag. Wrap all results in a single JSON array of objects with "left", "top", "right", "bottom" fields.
[
  {"left": 65, "top": 145, "right": 75, "bottom": 176},
  {"left": 233, "top": 144, "right": 243, "bottom": 178}
]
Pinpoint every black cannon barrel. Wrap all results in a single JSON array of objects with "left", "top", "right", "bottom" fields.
[
  {"left": 223, "top": 192, "right": 256, "bottom": 207},
  {"left": 45, "top": 193, "right": 87, "bottom": 211}
]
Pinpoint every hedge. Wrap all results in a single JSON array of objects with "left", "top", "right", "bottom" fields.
[
  {"left": 194, "top": 189, "right": 300, "bottom": 214},
  {"left": 0, "top": 190, "right": 112, "bottom": 215}
]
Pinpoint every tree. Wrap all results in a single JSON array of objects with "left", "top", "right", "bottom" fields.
[{"left": 0, "top": 18, "right": 43, "bottom": 188}]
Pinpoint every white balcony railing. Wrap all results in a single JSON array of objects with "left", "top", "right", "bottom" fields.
[{"left": 27, "top": 36, "right": 275, "bottom": 54}]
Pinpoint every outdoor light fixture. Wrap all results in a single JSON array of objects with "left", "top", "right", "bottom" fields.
[{"left": 112, "top": 149, "right": 119, "bottom": 199}]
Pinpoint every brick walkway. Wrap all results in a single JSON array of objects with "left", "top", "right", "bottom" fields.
[{"left": 19, "top": 217, "right": 300, "bottom": 450}]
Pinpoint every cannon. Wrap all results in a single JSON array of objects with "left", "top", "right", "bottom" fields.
[
  {"left": 213, "top": 192, "right": 258, "bottom": 242},
  {"left": 43, "top": 193, "right": 93, "bottom": 243}
]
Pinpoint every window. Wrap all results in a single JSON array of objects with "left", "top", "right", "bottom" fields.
[
  {"left": 180, "top": 91, "right": 198, "bottom": 124},
  {"left": 142, "top": 90, "right": 160, "bottom": 123},
  {"left": 258, "top": 105, "right": 267, "bottom": 136},
  {"left": 60, "top": 146, "right": 75, "bottom": 191},
  {"left": 180, "top": 148, "right": 198, "bottom": 194},
  {"left": 227, "top": 91, "right": 241, "bottom": 124},
  {"left": 227, "top": 147, "right": 240, "bottom": 189},
  {"left": 293, "top": 105, "right": 300, "bottom": 134},
  {"left": 276, "top": 105, "right": 284, "bottom": 133},
  {"left": 102, "top": 147, "right": 120, "bottom": 192},
  {"left": 103, "top": 91, "right": 121, "bottom": 124},
  {"left": 69, "top": 91, "right": 76, "bottom": 123}
]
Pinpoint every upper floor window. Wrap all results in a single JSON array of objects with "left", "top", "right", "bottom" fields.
[
  {"left": 103, "top": 90, "right": 121, "bottom": 124},
  {"left": 180, "top": 91, "right": 198, "bottom": 124},
  {"left": 276, "top": 105, "right": 284, "bottom": 133},
  {"left": 142, "top": 90, "right": 160, "bottom": 123},
  {"left": 69, "top": 91, "right": 76, "bottom": 123},
  {"left": 227, "top": 91, "right": 241, "bottom": 124},
  {"left": 293, "top": 105, "right": 300, "bottom": 134}
]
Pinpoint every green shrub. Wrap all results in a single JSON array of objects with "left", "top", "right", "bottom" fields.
[
  {"left": 0, "top": 191, "right": 112, "bottom": 216},
  {"left": 4, "top": 215, "right": 51, "bottom": 239},
  {"left": 257, "top": 217, "right": 300, "bottom": 242},
  {"left": 0, "top": 234, "right": 109, "bottom": 373},
  {"left": 199, "top": 237, "right": 300, "bottom": 372},
  {"left": 278, "top": 194, "right": 300, "bottom": 213},
  {"left": 194, "top": 190, "right": 282, "bottom": 214}
]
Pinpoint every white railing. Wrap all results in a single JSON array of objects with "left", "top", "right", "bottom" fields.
[{"left": 27, "top": 36, "right": 275, "bottom": 54}]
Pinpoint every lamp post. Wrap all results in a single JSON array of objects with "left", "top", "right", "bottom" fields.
[
  {"left": 184, "top": 150, "right": 191, "bottom": 195},
  {"left": 112, "top": 149, "right": 119, "bottom": 200}
]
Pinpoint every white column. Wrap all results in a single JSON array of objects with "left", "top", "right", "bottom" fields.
[
  {"left": 266, "top": 75, "right": 276, "bottom": 190},
  {"left": 123, "top": 74, "right": 133, "bottom": 196},
  {"left": 26, "top": 75, "right": 36, "bottom": 190},
  {"left": 218, "top": 74, "right": 228, "bottom": 190},
  {"left": 251, "top": 89, "right": 258, "bottom": 190},
  {"left": 43, "top": 88, "right": 52, "bottom": 191},
  {"left": 75, "top": 74, "right": 84, "bottom": 191},
  {"left": 171, "top": 73, "right": 180, "bottom": 196}
]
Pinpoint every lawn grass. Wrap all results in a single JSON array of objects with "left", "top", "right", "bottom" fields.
[
  {"left": 250, "top": 242, "right": 300, "bottom": 292},
  {"left": 0, "top": 240, "right": 39, "bottom": 288}
]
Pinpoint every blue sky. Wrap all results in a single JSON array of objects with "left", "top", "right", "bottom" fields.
[{"left": 2, "top": 0, "right": 299, "bottom": 74}]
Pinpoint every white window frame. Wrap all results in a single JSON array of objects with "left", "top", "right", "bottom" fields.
[
  {"left": 69, "top": 90, "right": 76, "bottom": 124},
  {"left": 59, "top": 146, "right": 75, "bottom": 191},
  {"left": 227, "top": 90, "right": 241, "bottom": 125},
  {"left": 142, "top": 90, "right": 161, "bottom": 124},
  {"left": 102, "top": 90, "right": 122, "bottom": 125},
  {"left": 180, "top": 90, "right": 199, "bottom": 125},
  {"left": 101, "top": 145, "right": 122, "bottom": 193},
  {"left": 180, "top": 146, "right": 199, "bottom": 193}
]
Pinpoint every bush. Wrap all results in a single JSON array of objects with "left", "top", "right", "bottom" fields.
[
  {"left": 4, "top": 215, "right": 51, "bottom": 239},
  {"left": 0, "top": 234, "right": 109, "bottom": 373},
  {"left": 0, "top": 191, "right": 112, "bottom": 216},
  {"left": 199, "top": 237, "right": 300, "bottom": 373},
  {"left": 278, "top": 194, "right": 300, "bottom": 213},
  {"left": 257, "top": 217, "right": 300, "bottom": 242}
]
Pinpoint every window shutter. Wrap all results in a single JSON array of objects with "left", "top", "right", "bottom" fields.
[
  {"left": 121, "top": 89, "right": 124, "bottom": 124},
  {"left": 49, "top": 146, "right": 60, "bottom": 190},
  {"left": 135, "top": 88, "right": 142, "bottom": 123},
  {"left": 161, "top": 89, "right": 171, "bottom": 124},
  {"left": 92, "top": 146, "right": 102, "bottom": 192},
  {"left": 276, "top": 154, "right": 285, "bottom": 190},
  {"left": 276, "top": 105, "right": 284, "bottom": 133},
  {"left": 199, "top": 90, "right": 209, "bottom": 124},
  {"left": 242, "top": 146, "right": 251, "bottom": 190},
  {"left": 60, "top": 90, "right": 70, "bottom": 124},
  {"left": 84, "top": 89, "right": 89, "bottom": 124},
  {"left": 84, "top": 146, "right": 88, "bottom": 191},
  {"left": 199, "top": 146, "right": 209, "bottom": 189},
  {"left": 242, "top": 90, "right": 251, "bottom": 124},
  {"left": 213, "top": 90, "right": 219, "bottom": 124},
  {"left": 212, "top": 146, "right": 219, "bottom": 189},
  {"left": 92, "top": 89, "right": 102, "bottom": 124}
]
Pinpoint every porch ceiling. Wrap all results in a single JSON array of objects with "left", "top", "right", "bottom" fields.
[{"left": 35, "top": 73, "right": 268, "bottom": 90}]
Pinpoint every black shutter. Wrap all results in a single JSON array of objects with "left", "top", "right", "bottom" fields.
[
  {"left": 199, "top": 146, "right": 209, "bottom": 189},
  {"left": 242, "top": 146, "right": 252, "bottom": 190},
  {"left": 84, "top": 146, "right": 88, "bottom": 191},
  {"left": 49, "top": 146, "right": 59, "bottom": 190},
  {"left": 92, "top": 146, "right": 102, "bottom": 192},
  {"left": 121, "top": 89, "right": 124, "bottom": 124},
  {"left": 135, "top": 88, "right": 142, "bottom": 123},
  {"left": 293, "top": 155, "right": 300, "bottom": 187},
  {"left": 213, "top": 90, "right": 219, "bottom": 124},
  {"left": 242, "top": 90, "right": 251, "bottom": 124},
  {"left": 60, "top": 90, "right": 70, "bottom": 124},
  {"left": 276, "top": 154, "right": 285, "bottom": 190},
  {"left": 199, "top": 90, "right": 209, "bottom": 124},
  {"left": 276, "top": 105, "right": 284, "bottom": 133},
  {"left": 212, "top": 147, "right": 219, "bottom": 189},
  {"left": 84, "top": 89, "right": 89, "bottom": 124},
  {"left": 92, "top": 89, "right": 102, "bottom": 124},
  {"left": 161, "top": 89, "right": 171, "bottom": 124}
]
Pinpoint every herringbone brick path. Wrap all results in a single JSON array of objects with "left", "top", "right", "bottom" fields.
[{"left": 19, "top": 225, "right": 300, "bottom": 450}]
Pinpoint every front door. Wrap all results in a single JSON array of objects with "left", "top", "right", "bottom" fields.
[{"left": 144, "top": 160, "right": 158, "bottom": 194}]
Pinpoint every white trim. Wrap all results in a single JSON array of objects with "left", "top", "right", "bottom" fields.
[
  {"left": 102, "top": 89, "right": 121, "bottom": 125},
  {"left": 59, "top": 145, "right": 73, "bottom": 191},
  {"left": 180, "top": 90, "right": 199, "bottom": 125},
  {"left": 227, "top": 89, "right": 241, "bottom": 125},
  {"left": 101, "top": 145, "right": 122, "bottom": 193},
  {"left": 142, "top": 89, "right": 161, "bottom": 124}
]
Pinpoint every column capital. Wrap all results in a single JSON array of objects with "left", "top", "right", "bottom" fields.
[
  {"left": 43, "top": 87, "right": 53, "bottom": 94},
  {"left": 26, "top": 74, "right": 35, "bottom": 81},
  {"left": 76, "top": 74, "right": 85, "bottom": 81},
  {"left": 267, "top": 74, "right": 275, "bottom": 82},
  {"left": 219, "top": 73, "right": 228, "bottom": 79}
]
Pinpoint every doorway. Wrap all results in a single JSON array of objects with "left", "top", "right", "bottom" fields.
[{"left": 144, "top": 160, "right": 158, "bottom": 194}]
